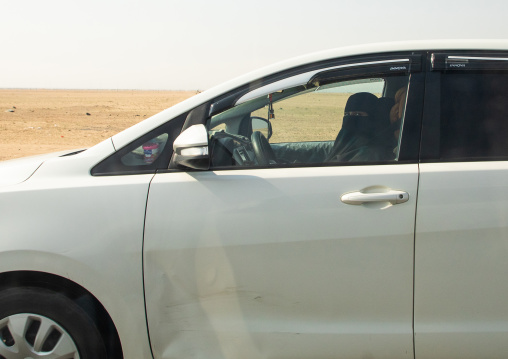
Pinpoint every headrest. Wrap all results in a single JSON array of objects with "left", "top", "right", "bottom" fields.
[{"left": 377, "top": 97, "right": 395, "bottom": 126}]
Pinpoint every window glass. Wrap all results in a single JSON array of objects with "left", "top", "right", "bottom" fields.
[
  {"left": 210, "top": 123, "right": 226, "bottom": 131},
  {"left": 440, "top": 72, "right": 508, "bottom": 159},
  {"left": 91, "top": 114, "right": 186, "bottom": 175},
  {"left": 208, "top": 75, "right": 409, "bottom": 168},
  {"left": 120, "top": 133, "right": 169, "bottom": 166}
]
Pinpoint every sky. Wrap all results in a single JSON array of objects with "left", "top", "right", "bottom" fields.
[{"left": 1, "top": 0, "right": 507, "bottom": 91}]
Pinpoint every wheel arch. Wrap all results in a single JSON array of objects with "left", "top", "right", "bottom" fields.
[{"left": 0, "top": 270, "right": 124, "bottom": 359}]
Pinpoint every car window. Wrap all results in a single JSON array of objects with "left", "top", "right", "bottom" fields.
[
  {"left": 91, "top": 113, "right": 186, "bottom": 175},
  {"left": 120, "top": 133, "right": 169, "bottom": 166},
  {"left": 439, "top": 72, "right": 508, "bottom": 160},
  {"left": 208, "top": 74, "right": 410, "bottom": 168}
]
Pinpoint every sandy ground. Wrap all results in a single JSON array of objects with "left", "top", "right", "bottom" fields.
[{"left": 0, "top": 89, "right": 196, "bottom": 161}]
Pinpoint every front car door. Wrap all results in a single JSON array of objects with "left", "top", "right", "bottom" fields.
[
  {"left": 415, "top": 52, "right": 508, "bottom": 359},
  {"left": 144, "top": 54, "right": 425, "bottom": 359}
]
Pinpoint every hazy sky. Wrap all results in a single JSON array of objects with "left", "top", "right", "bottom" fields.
[{"left": 2, "top": 0, "right": 507, "bottom": 90}]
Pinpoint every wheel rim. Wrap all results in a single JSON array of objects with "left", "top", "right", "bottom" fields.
[{"left": 0, "top": 314, "right": 79, "bottom": 359}]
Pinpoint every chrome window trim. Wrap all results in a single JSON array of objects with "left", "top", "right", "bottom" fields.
[{"left": 447, "top": 55, "right": 508, "bottom": 61}]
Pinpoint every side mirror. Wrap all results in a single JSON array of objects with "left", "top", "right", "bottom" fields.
[
  {"left": 251, "top": 117, "right": 272, "bottom": 140},
  {"left": 173, "top": 124, "right": 210, "bottom": 170}
]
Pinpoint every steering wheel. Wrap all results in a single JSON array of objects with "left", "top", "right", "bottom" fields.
[{"left": 251, "top": 131, "right": 277, "bottom": 165}]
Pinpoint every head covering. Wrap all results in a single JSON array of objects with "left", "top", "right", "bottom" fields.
[
  {"left": 341, "top": 92, "right": 379, "bottom": 135},
  {"left": 344, "top": 92, "right": 378, "bottom": 113},
  {"left": 326, "top": 92, "right": 397, "bottom": 162}
]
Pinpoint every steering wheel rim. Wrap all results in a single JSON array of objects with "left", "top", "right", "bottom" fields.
[{"left": 251, "top": 131, "right": 276, "bottom": 165}]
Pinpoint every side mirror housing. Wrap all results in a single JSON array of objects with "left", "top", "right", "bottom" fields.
[{"left": 173, "top": 124, "right": 210, "bottom": 170}]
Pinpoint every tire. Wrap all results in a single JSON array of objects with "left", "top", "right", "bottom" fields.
[{"left": 0, "top": 287, "right": 107, "bottom": 359}]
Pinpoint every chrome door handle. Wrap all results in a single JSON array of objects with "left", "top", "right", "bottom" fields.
[{"left": 341, "top": 190, "right": 409, "bottom": 205}]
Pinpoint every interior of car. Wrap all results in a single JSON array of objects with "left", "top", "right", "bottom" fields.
[{"left": 207, "top": 74, "right": 410, "bottom": 168}]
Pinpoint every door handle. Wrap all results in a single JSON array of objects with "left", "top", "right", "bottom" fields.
[{"left": 341, "top": 190, "right": 409, "bottom": 205}]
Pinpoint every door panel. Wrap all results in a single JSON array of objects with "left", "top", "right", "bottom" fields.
[
  {"left": 144, "top": 164, "right": 418, "bottom": 359},
  {"left": 416, "top": 55, "right": 508, "bottom": 359},
  {"left": 415, "top": 162, "right": 508, "bottom": 359}
]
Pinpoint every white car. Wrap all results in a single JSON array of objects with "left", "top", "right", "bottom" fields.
[{"left": 1, "top": 40, "right": 508, "bottom": 359}]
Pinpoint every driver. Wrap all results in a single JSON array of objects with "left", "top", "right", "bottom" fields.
[{"left": 327, "top": 92, "right": 392, "bottom": 162}]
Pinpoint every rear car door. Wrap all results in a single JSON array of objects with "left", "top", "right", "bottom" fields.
[
  {"left": 144, "top": 54, "right": 425, "bottom": 359},
  {"left": 415, "top": 52, "right": 508, "bottom": 359}
]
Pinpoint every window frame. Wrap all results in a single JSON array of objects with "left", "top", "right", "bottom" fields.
[
  {"left": 420, "top": 50, "right": 508, "bottom": 163},
  {"left": 205, "top": 54, "right": 425, "bottom": 171},
  {"left": 91, "top": 112, "right": 187, "bottom": 176}
]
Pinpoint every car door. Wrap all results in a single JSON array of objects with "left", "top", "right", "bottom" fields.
[
  {"left": 144, "top": 56, "right": 425, "bottom": 359},
  {"left": 415, "top": 53, "right": 508, "bottom": 359}
]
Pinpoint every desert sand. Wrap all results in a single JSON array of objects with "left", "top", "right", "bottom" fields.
[{"left": 0, "top": 89, "right": 195, "bottom": 161}]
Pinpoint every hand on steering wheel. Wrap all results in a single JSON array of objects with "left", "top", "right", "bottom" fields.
[{"left": 251, "top": 131, "right": 277, "bottom": 166}]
